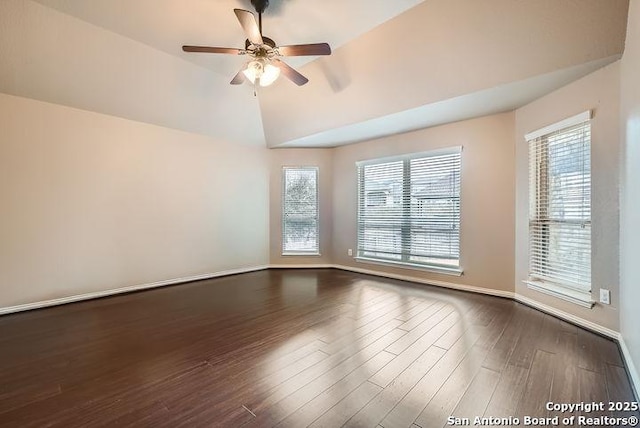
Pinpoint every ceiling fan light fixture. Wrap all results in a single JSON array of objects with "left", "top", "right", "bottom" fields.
[
  {"left": 242, "top": 59, "right": 280, "bottom": 87},
  {"left": 242, "top": 59, "right": 263, "bottom": 84},
  {"left": 182, "top": 6, "right": 331, "bottom": 88},
  {"left": 260, "top": 63, "right": 280, "bottom": 86}
]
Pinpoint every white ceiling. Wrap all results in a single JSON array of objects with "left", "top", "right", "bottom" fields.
[
  {"left": 4, "top": 0, "right": 630, "bottom": 148},
  {"left": 33, "top": 0, "right": 424, "bottom": 78}
]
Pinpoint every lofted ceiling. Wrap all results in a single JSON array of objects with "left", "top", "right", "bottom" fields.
[
  {"left": 0, "top": 0, "right": 630, "bottom": 148},
  {"left": 32, "top": 0, "right": 424, "bottom": 79}
]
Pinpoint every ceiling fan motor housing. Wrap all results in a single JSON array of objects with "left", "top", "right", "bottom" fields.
[
  {"left": 251, "top": 0, "right": 269, "bottom": 14},
  {"left": 245, "top": 36, "right": 276, "bottom": 50}
]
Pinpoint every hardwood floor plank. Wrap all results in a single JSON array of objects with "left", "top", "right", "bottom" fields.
[
  {"left": 505, "top": 308, "right": 545, "bottom": 369},
  {"left": 257, "top": 350, "right": 331, "bottom": 389},
  {"left": 474, "top": 309, "right": 513, "bottom": 351},
  {"left": 432, "top": 303, "right": 488, "bottom": 350},
  {"left": 536, "top": 314, "right": 562, "bottom": 353},
  {"left": 307, "top": 381, "right": 382, "bottom": 428},
  {"left": 396, "top": 311, "right": 515, "bottom": 428},
  {"left": 356, "top": 295, "right": 423, "bottom": 325},
  {"left": 578, "top": 367, "right": 609, "bottom": 421},
  {"left": 471, "top": 301, "right": 501, "bottom": 327},
  {"left": 257, "top": 339, "right": 328, "bottom": 377},
  {"left": 320, "top": 317, "right": 404, "bottom": 355},
  {"left": 482, "top": 306, "right": 528, "bottom": 372},
  {"left": 411, "top": 345, "right": 491, "bottom": 428},
  {"left": 244, "top": 327, "right": 407, "bottom": 422},
  {"left": 394, "top": 299, "right": 437, "bottom": 322},
  {"left": 371, "top": 311, "right": 462, "bottom": 388},
  {"left": 577, "top": 328, "right": 624, "bottom": 374},
  {"left": 379, "top": 329, "right": 484, "bottom": 428},
  {"left": 548, "top": 331, "right": 580, "bottom": 424},
  {"left": 605, "top": 363, "right": 640, "bottom": 419},
  {"left": 448, "top": 367, "right": 501, "bottom": 426},
  {"left": 344, "top": 346, "right": 446, "bottom": 427},
  {"left": 397, "top": 301, "right": 447, "bottom": 331},
  {"left": 483, "top": 363, "right": 529, "bottom": 419},
  {"left": 385, "top": 305, "right": 455, "bottom": 355},
  {"left": 0, "top": 382, "right": 62, "bottom": 415},
  {"left": 273, "top": 351, "right": 395, "bottom": 428},
  {"left": 515, "top": 350, "right": 555, "bottom": 419}
]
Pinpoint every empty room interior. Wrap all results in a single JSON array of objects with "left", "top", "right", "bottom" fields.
[{"left": 1, "top": 0, "right": 640, "bottom": 426}]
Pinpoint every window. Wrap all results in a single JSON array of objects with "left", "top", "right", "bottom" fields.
[
  {"left": 282, "top": 167, "right": 319, "bottom": 255},
  {"left": 356, "top": 148, "right": 461, "bottom": 274},
  {"left": 526, "top": 111, "right": 592, "bottom": 307}
]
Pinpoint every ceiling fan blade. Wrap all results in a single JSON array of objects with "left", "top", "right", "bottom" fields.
[
  {"left": 230, "top": 68, "right": 246, "bottom": 85},
  {"left": 182, "top": 46, "right": 243, "bottom": 55},
  {"left": 277, "top": 43, "right": 332, "bottom": 56},
  {"left": 272, "top": 59, "right": 309, "bottom": 86},
  {"left": 234, "top": 9, "right": 263, "bottom": 46}
]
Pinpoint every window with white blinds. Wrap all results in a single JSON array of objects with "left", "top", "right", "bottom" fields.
[
  {"left": 356, "top": 148, "right": 461, "bottom": 273},
  {"left": 527, "top": 112, "right": 592, "bottom": 306},
  {"left": 282, "top": 167, "right": 319, "bottom": 255}
]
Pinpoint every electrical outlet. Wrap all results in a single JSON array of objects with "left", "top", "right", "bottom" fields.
[
  {"left": 347, "top": 249, "right": 353, "bottom": 256},
  {"left": 599, "top": 289, "right": 610, "bottom": 305}
]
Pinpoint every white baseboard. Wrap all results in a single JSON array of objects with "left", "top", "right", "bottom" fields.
[
  {"left": 269, "top": 264, "right": 334, "bottom": 269},
  {"left": 618, "top": 336, "right": 640, "bottom": 401},
  {"left": 513, "top": 294, "right": 619, "bottom": 339},
  {"left": 331, "top": 263, "right": 514, "bottom": 299},
  {"left": 0, "top": 265, "right": 270, "bottom": 316}
]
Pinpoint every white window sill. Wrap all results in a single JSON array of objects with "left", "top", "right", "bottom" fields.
[
  {"left": 281, "top": 252, "right": 321, "bottom": 257},
  {"left": 355, "top": 257, "right": 463, "bottom": 276},
  {"left": 524, "top": 280, "right": 594, "bottom": 308}
]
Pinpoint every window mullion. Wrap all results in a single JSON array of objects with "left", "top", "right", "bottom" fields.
[{"left": 401, "top": 159, "right": 411, "bottom": 262}]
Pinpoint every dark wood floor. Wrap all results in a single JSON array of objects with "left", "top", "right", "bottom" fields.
[{"left": 0, "top": 269, "right": 637, "bottom": 427}]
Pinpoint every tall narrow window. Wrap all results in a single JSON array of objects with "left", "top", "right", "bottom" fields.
[
  {"left": 526, "top": 112, "right": 592, "bottom": 307},
  {"left": 282, "top": 167, "right": 319, "bottom": 255},
  {"left": 357, "top": 148, "right": 461, "bottom": 273}
]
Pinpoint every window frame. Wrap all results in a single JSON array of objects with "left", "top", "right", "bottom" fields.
[
  {"left": 524, "top": 111, "right": 594, "bottom": 308},
  {"left": 355, "top": 147, "right": 463, "bottom": 276},
  {"left": 281, "top": 166, "right": 320, "bottom": 256}
]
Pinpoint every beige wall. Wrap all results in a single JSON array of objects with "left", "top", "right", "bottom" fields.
[
  {"left": 330, "top": 113, "right": 515, "bottom": 293},
  {"left": 514, "top": 63, "right": 621, "bottom": 331},
  {"left": 0, "top": 93, "right": 269, "bottom": 308},
  {"left": 269, "top": 149, "right": 333, "bottom": 265},
  {"left": 620, "top": 0, "right": 640, "bottom": 386}
]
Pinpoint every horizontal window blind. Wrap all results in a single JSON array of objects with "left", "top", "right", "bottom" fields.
[
  {"left": 528, "top": 120, "right": 591, "bottom": 293},
  {"left": 283, "top": 167, "right": 319, "bottom": 254},
  {"left": 357, "top": 149, "right": 461, "bottom": 269}
]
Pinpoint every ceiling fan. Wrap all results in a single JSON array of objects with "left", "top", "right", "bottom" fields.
[{"left": 182, "top": 0, "right": 331, "bottom": 87}]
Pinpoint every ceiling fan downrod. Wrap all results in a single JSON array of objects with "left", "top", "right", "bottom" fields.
[{"left": 250, "top": 0, "right": 269, "bottom": 34}]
